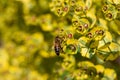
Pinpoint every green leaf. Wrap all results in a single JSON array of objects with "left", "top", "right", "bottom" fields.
[
  {"left": 106, "top": 52, "right": 119, "bottom": 61},
  {"left": 78, "top": 36, "right": 90, "bottom": 47},
  {"left": 98, "top": 31, "right": 112, "bottom": 49},
  {"left": 80, "top": 48, "right": 95, "bottom": 58},
  {"left": 89, "top": 40, "right": 99, "bottom": 48},
  {"left": 109, "top": 42, "right": 120, "bottom": 52},
  {"left": 98, "top": 42, "right": 111, "bottom": 50},
  {"left": 85, "top": 0, "right": 92, "bottom": 9}
]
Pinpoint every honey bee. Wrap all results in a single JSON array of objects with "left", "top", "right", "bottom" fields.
[{"left": 54, "top": 36, "right": 63, "bottom": 56}]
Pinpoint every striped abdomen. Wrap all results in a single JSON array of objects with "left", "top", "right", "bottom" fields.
[{"left": 54, "top": 44, "right": 61, "bottom": 56}]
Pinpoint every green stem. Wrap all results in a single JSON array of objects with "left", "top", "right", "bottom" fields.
[
  {"left": 103, "top": 39, "right": 112, "bottom": 61},
  {"left": 85, "top": 40, "right": 94, "bottom": 57}
]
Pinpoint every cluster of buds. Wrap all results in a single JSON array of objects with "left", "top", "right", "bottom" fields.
[
  {"left": 50, "top": 0, "right": 70, "bottom": 16},
  {"left": 51, "top": 0, "right": 120, "bottom": 61},
  {"left": 102, "top": 0, "right": 120, "bottom": 20},
  {"left": 50, "top": 0, "right": 92, "bottom": 17},
  {"left": 72, "top": 15, "right": 90, "bottom": 35}
]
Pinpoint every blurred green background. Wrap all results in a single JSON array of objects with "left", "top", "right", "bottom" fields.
[{"left": 0, "top": 0, "right": 59, "bottom": 80}]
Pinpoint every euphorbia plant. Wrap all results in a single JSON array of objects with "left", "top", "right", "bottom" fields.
[{"left": 50, "top": 0, "right": 120, "bottom": 79}]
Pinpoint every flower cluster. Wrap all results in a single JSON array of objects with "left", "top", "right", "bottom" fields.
[
  {"left": 50, "top": 0, "right": 120, "bottom": 79},
  {"left": 102, "top": 0, "right": 120, "bottom": 21},
  {"left": 50, "top": 0, "right": 120, "bottom": 60}
]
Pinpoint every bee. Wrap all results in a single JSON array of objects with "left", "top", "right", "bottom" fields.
[{"left": 54, "top": 36, "right": 63, "bottom": 56}]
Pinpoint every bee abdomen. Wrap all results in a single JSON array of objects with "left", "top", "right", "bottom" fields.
[{"left": 54, "top": 46, "right": 60, "bottom": 56}]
